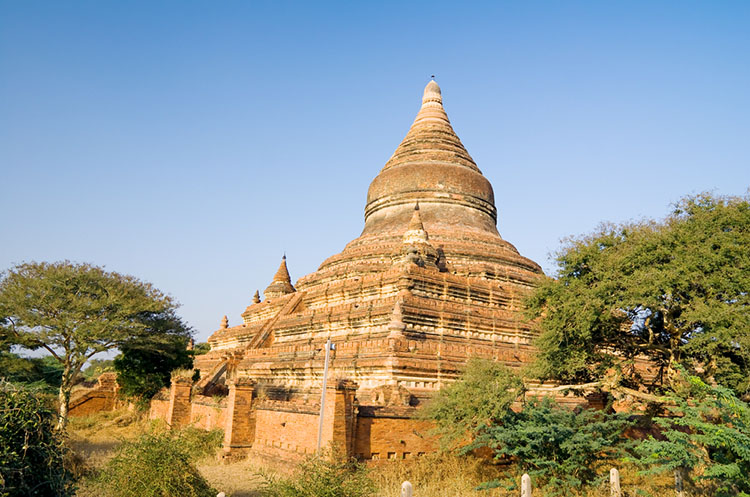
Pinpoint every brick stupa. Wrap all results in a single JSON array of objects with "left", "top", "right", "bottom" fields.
[{"left": 150, "top": 80, "right": 544, "bottom": 460}]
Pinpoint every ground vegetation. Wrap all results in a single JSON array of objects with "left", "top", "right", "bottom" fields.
[{"left": 0, "top": 380, "right": 74, "bottom": 497}]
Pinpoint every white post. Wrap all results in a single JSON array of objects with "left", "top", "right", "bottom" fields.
[
  {"left": 401, "top": 480, "right": 413, "bottom": 497},
  {"left": 610, "top": 468, "right": 621, "bottom": 497},
  {"left": 217, "top": 493, "right": 226, "bottom": 497},
  {"left": 521, "top": 473, "right": 532, "bottom": 497},
  {"left": 317, "top": 338, "right": 333, "bottom": 451}
]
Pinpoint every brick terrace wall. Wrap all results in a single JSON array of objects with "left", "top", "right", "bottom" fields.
[
  {"left": 69, "top": 373, "right": 121, "bottom": 417},
  {"left": 149, "top": 398, "right": 170, "bottom": 421},
  {"left": 354, "top": 411, "right": 437, "bottom": 460},
  {"left": 253, "top": 407, "right": 320, "bottom": 456},
  {"left": 190, "top": 400, "right": 227, "bottom": 431},
  {"left": 68, "top": 391, "right": 119, "bottom": 416},
  {"left": 167, "top": 377, "right": 193, "bottom": 428}
]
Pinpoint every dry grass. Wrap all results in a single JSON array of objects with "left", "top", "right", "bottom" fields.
[
  {"left": 370, "top": 453, "right": 512, "bottom": 497},
  {"left": 67, "top": 409, "right": 153, "bottom": 472},
  {"left": 196, "top": 453, "right": 293, "bottom": 497},
  {"left": 370, "top": 452, "right": 676, "bottom": 497}
]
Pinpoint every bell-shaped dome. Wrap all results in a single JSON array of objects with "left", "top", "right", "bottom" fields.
[{"left": 363, "top": 80, "right": 497, "bottom": 236}]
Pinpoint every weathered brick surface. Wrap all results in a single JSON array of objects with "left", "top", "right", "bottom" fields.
[
  {"left": 223, "top": 378, "right": 256, "bottom": 453},
  {"left": 354, "top": 415, "right": 437, "bottom": 460},
  {"left": 190, "top": 399, "right": 227, "bottom": 431},
  {"left": 69, "top": 373, "right": 122, "bottom": 417},
  {"left": 149, "top": 398, "right": 170, "bottom": 421},
  {"left": 166, "top": 377, "right": 193, "bottom": 428}
]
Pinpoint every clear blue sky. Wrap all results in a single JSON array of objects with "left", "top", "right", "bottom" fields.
[{"left": 1, "top": 1, "right": 748, "bottom": 343}]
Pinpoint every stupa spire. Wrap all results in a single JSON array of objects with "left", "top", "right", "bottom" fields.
[
  {"left": 252, "top": 290, "right": 261, "bottom": 304},
  {"left": 380, "top": 79, "right": 479, "bottom": 174},
  {"left": 362, "top": 80, "right": 498, "bottom": 236},
  {"left": 264, "top": 255, "right": 296, "bottom": 299}
]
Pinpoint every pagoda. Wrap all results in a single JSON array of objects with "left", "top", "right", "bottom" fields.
[{"left": 150, "top": 80, "right": 544, "bottom": 460}]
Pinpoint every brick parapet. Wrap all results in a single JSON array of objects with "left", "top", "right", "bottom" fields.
[
  {"left": 167, "top": 376, "right": 193, "bottom": 429},
  {"left": 223, "top": 378, "right": 256, "bottom": 455}
]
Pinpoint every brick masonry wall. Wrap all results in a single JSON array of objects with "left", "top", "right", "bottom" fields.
[
  {"left": 190, "top": 402, "right": 227, "bottom": 431},
  {"left": 354, "top": 416, "right": 437, "bottom": 460},
  {"left": 69, "top": 372, "right": 121, "bottom": 417},
  {"left": 253, "top": 408, "right": 320, "bottom": 455},
  {"left": 167, "top": 377, "right": 193, "bottom": 428},
  {"left": 68, "top": 391, "right": 119, "bottom": 416},
  {"left": 149, "top": 398, "right": 170, "bottom": 421}
]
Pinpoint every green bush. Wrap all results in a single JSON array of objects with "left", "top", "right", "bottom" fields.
[
  {"left": 0, "top": 380, "right": 74, "bottom": 497},
  {"left": 633, "top": 371, "right": 750, "bottom": 497},
  {"left": 91, "top": 431, "right": 218, "bottom": 497},
  {"left": 422, "top": 358, "right": 524, "bottom": 449},
  {"left": 260, "top": 449, "right": 375, "bottom": 497},
  {"left": 470, "top": 397, "right": 633, "bottom": 496}
]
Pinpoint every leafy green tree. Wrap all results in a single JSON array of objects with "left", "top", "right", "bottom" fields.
[
  {"left": 0, "top": 380, "right": 74, "bottom": 497},
  {"left": 633, "top": 371, "right": 750, "bottom": 497},
  {"left": 0, "top": 261, "right": 192, "bottom": 430},
  {"left": 422, "top": 358, "right": 524, "bottom": 449},
  {"left": 114, "top": 314, "right": 194, "bottom": 405},
  {"left": 526, "top": 193, "right": 750, "bottom": 397},
  {"left": 470, "top": 397, "right": 633, "bottom": 496}
]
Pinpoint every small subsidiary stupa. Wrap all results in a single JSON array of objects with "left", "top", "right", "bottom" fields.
[{"left": 150, "top": 80, "right": 544, "bottom": 460}]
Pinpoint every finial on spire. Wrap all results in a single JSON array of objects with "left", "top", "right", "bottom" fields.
[
  {"left": 414, "top": 201, "right": 420, "bottom": 211},
  {"left": 422, "top": 79, "right": 442, "bottom": 105},
  {"left": 252, "top": 290, "right": 261, "bottom": 304},
  {"left": 431, "top": 74, "right": 435, "bottom": 79},
  {"left": 220, "top": 315, "right": 229, "bottom": 329}
]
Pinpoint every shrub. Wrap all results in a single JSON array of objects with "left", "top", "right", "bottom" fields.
[
  {"left": 260, "top": 449, "right": 375, "bottom": 497},
  {"left": 91, "top": 431, "right": 218, "bottom": 497},
  {"left": 0, "top": 380, "right": 74, "bottom": 497},
  {"left": 422, "top": 358, "right": 524, "bottom": 449},
  {"left": 633, "top": 372, "right": 750, "bottom": 497},
  {"left": 177, "top": 426, "right": 224, "bottom": 460},
  {"left": 470, "top": 397, "right": 633, "bottom": 496}
]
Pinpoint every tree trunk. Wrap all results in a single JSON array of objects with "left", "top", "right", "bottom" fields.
[{"left": 55, "top": 362, "right": 73, "bottom": 431}]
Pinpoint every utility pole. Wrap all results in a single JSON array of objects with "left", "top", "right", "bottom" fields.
[{"left": 317, "top": 338, "right": 334, "bottom": 451}]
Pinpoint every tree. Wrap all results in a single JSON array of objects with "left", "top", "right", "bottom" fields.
[
  {"left": 114, "top": 313, "right": 194, "bottom": 405},
  {"left": 0, "top": 261, "right": 192, "bottom": 430},
  {"left": 526, "top": 193, "right": 750, "bottom": 398},
  {"left": 0, "top": 380, "right": 74, "bottom": 497}
]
